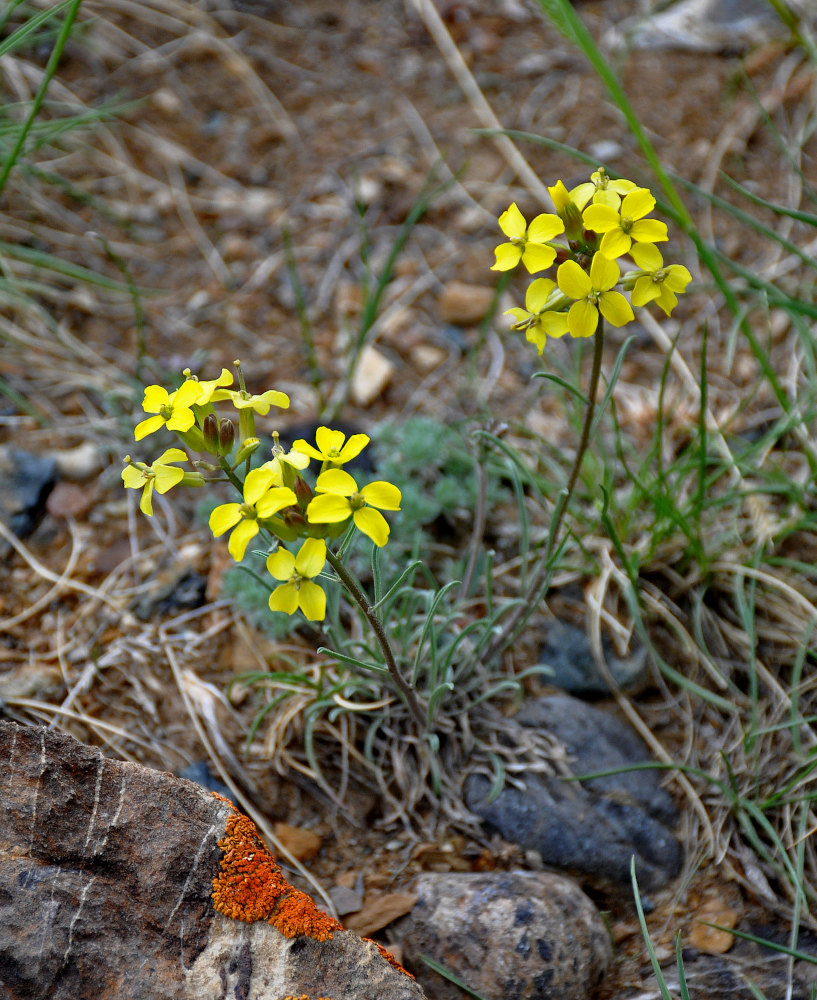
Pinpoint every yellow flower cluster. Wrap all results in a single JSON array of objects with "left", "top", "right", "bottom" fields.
[
  {"left": 122, "top": 362, "right": 401, "bottom": 622},
  {"left": 492, "top": 167, "right": 692, "bottom": 352}
]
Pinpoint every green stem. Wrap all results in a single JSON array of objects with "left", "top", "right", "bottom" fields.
[
  {"left": 480, "top": 321, "right": 605, "bottom": 664},
  {"left": 0, "top": 0, "right": 83, "bottom": 200},
  {"left": 324, "top": 547, "right": 426, "bottom": 730}
]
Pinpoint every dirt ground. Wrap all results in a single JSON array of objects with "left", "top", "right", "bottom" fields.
[{"left": 3, "top": 0, "right": 817, "bottom": 996}]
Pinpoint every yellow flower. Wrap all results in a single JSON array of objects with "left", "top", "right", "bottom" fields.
[
  {"left": 267, "top": 538, "right": 327, "bottom": 621},
  {"left": 220, "top": 387, "right": 290, "bottom": 415},
  {"left": 134, "top": 381, "right": 201, "bottom": 441},
  {"left": 121, "top": 448, "right": 189, "bottom": 516},
  {"left": 570, "top": 168, "right": 636, "bottom": 210},
  {"left": 504, "top": 278, "right": 569, "bottom": 355},
  {"left": 583, "top": 188, "right": 668, "bottom": 259},
  {"left": 306, "top": 469, "right": 401, "bottom": 548},
  {"left": 557, "top": 254, "right": 634, "bottom": 338},
  {"left": 628, "top": 244, "right": 692, "bottom": 316},
  {"left": 491, "top": 203, "right": 565, "bottom": 274},
  {"left": 209, "top": 467, "right": 296, "bottom": 561},
  {"left": 182, "top": 367, "right": 234, "bottom": 405},
  {"left": 292, "top": 426, "right": 369, "bottom": 467}
]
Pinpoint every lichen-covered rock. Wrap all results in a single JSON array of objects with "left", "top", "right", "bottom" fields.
[
  {"left": 0, "top": 721, "right": 425, "bottom": 1000},
  {"left": 395, "top": 871, "right": 612, "bottom": 1000}
]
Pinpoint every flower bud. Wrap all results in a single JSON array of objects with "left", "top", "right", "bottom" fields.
[
  {"left": 293, "top": 475, "right": 313, "bottom": 510},
  {"left": 233, "top": 436, "right": 260, "bottom": 466},
  {"left": 202, "top": 413, "right": 220, "bottom": 454},
  {"left": 218, "top": 418, "right": 236, "bottom": 455}
]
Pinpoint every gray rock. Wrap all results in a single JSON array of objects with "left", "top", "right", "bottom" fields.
[
  {"left": 466, "top": 695, "right": 682, "bottom": 890},
  {"left": 0, "top": 720, "right": 426, "bottom": 1000},
  {"left": 539, "top": 621, "right": 648, "bottom": 696},
  {"left": 395, "top": 871, "right": 612, "bottom": 1000},
  {"left": 0, "top": 445, "right": 57, "bottom": 554},
  {"left": 611, "top": 0, "right": 794, "bottom": 54}
]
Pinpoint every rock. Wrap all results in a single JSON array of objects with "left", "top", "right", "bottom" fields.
[
  {"left": 350, "top": 345, "right": 395, "bottom": 406},
  {"left": 273, "top": 821, "right": 322, "bottom": 862},
  {"left": 395, "top": 871, "right": 612, "bottom": 1000},
  {"left": 466, "top": 695, "right": 682, "bottom": 891},
  {"left": 539, "top": 620, "right": 648, "bottom": 696},
  {"left": 179, "top": 759, "right": 236, "bottom": 806},
  {"left": 133, "top": 566, "right": 207, "bottom": 620},
  {"left": 0, "top": 445, "right": 57, "bottom": 555},
  {"left": 437, "top": 281, "right": 495, "bottom": 326},
  {"left": 0, "top": 720, "right": 427, "bottom": 1000},
  {"left": 612, "top": 0, "right": 788, "bottom": 53}
]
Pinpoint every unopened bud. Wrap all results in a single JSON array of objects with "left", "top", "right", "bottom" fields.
[
  {"left": 233, "top": 436, "right": 260, "bottom": 466},
  {"left": 218, "top": 418, "right": 236, "bottom": 454},
  {"left": 202, "top": 413, "right": 220, "bottom": 454},
  {"left": 293, "top": 475, "right": 313, "bottom": 510}
]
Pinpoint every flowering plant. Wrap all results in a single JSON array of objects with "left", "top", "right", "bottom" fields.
[
  {"left": 122, "top": 361, "right": 425, "bottom": 726},
  {"left": 494, "top": 167, "right": 691, "bottom": 353}
]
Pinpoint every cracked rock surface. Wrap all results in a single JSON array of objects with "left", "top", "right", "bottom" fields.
[{"left": 0, "top": 721, "right": 425, "bottom": 1000}]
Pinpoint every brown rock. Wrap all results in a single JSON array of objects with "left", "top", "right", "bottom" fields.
[
  {"left": 0, "top": 721, "right": 426, "bottom": 1000},
  {"left": 689, "top": 898, "right": 740, "bottom": 954},
  {"left": 437, "top": 281, "right": 495, "bottom": 326},
  {"left": 273, "top": 821, "right": 323, "bottom": 861},
  {"left": 395, "top": 871, "right": 612, "bottom": 1000}
]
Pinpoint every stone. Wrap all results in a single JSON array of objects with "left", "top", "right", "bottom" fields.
[
  {"left": 0, "top": 721, "right": 426, "bottom": 1000},
  {"left": 466, "top": 695, "right": 682, "bottom": 891},
  {"left": 437, "top": 281, "right": 495, "bottom": 326},
  {"left": 350, "top": 345, "right": 395, "bottom": 407},
  {"left": 0, "top": 445, "right": 57, "bottom": 555},
  {"left": 612, "top": 0, "right": 790, "bottom": 54},
  {"left": 538, "top": 620, "right": 648, "bottom": 696},
  {"left": 395, "top": 871, "right": 612, "bottom": 1000}
]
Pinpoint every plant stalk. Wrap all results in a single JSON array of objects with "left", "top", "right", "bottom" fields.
[
  {"left": 324, "top": 547, "right": 427, "bottom": 730},
  {"left": 480, "top": 321, "right": 606, "bottom": 664}
]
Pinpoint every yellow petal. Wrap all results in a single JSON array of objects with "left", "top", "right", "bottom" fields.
[
  {"left": 589, "top": 252, "right": 620, "bottom": 292},
  {"left": 141, "top": 385, "right": 170, "bottom": 413},
  {"left": 360, "top": 481, "right": 401, "bottom": 511},
  {"left": 266, "top": 547, "right": 295, "bottom": 581},
  {"left": 337, "top": 433, "right": 370, "bottom": 462},
  {"left": 298, "top": 580, "right": 326, "bottom": 621},
  {"left": 491, "top": 243, "right": 523, "bottom": 271},
  {"left": 209, "top": 503, "right": 242, "bottom": 537},
  {"left": 521, "top": 243, "right": 557, "bottom": 274},
  {"left": 557, "top": 260, "right": 592, "bottom": 299},
  {"left": 497, "top": 202, "right": 526, "bottom": 240},
  {"left": 353, "top": 507, "right": 390, "bottom": 547},
  {"left": 315, "top": 468, "right": 357, "bottom": 496},
  {"left": 134, "top": 414, "right": 165, "bottom": 441},
  {"left": 599, "top": 290, "right": 635, "bottom": 327},
  {"left": 621, "top": 188, "right": 655, "bottom": 219},
  {"left": 631, "top": 276, "right": 661, "bottom": 307},
  {"left": 582, "top": 203, "right": 619, "bottom": 233},
  {"left": 630, "top": 219, "right": 668, "bottom": 243},
  {"left": 527, "top": 213, "right": 564, "bottom": 243},
  {"left": 525, "top": 278, "right": 557, "bottom": 313},
  {"left": 294, "top": 538, "right": 327, "bottom": 578},
  {"left": 121, "top": 465, "right": 146, "bottom": 489},
  {"left": 256, "top": 486, "right": 297, "bottom": 518},
  {"left": 315, "top": 426, "right": 346, "bottom": 456},
  {"left": 630, "top": 243, "right": 663, "bottom": 270},
  {"left": 165, "top": 408, "right": 196, "bottom": 433},
  {"left": 548, "top": 180, "right": 573, "bottom": 212},
  {"left": 567, "top": 300, "right": 598, "bottom": 338},
  {"left": 598, "top": 228, "right": 631, "bottom": 259},
  {"left": 243, "top": 467, "right": 276, "bottom": 505},
  {"left": 153, "top": 465, "right": 185, "bottom": 493},
  {"left": 307, "top": 493, "right": 352, "bottom": 524},
  {"left": 139, "top": 481, "right": 155, "bottom": 517},
  {"left": 568, "top": 182, "right": 594, "bottom": 210},
  {"left": 268, "top": 583, "right": 298, "bottom": 615},
  {"left": 228, "top": 519, "right": 258, "bottom": 561},
  {"left": 664, "top": 265, "right": 692, "bottom": 292}
]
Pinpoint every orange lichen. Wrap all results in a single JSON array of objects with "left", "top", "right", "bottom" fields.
[
  {"left": 211, "top": 806, "right": 342, "bottom": 941},
  {"left": 366, "top": 938, "right": 416, "bottom": 979}
]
